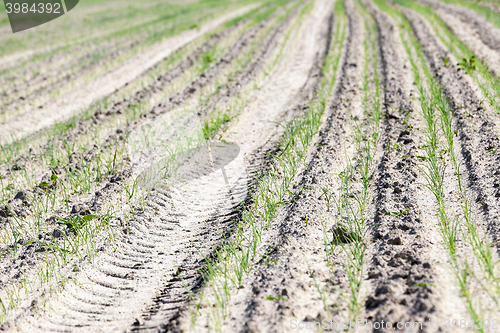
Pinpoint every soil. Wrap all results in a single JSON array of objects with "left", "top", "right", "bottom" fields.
[
  {"left": 2, "top": 0, "right": 500, "bottom": 332},
  {"left": 0, "top": 4, "right": 258, "bottom": 145}
]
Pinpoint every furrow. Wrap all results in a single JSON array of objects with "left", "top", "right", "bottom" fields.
[
  {"left": 354, "top": 0, "right": 462, "bottom": 328},
  {"left": 135, "top": 0, "right": 335, "bottom": 331},
  {"left": 0, "top": 36, "right": 149, "bottom": 122},
  {"left": 402, "top": 5, "right": 500, "bottom": 260}
]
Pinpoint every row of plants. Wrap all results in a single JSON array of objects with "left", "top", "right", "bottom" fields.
[
  {"left": 377, "top": 0, "right": 500, "bottom": 326},
  {"left": 319, "top": 0, "right": 382, "bottom": 325},
  {"left": 181, "top": 1, "right": 347, "bottom": 330},
  {"left": 0, "top": 1, "right": 301, "bottom": 323}
]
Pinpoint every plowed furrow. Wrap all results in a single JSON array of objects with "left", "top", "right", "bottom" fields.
[
  {"left": 403, "top": 7, "right": 500, "bottom": 253},
  {"left": 134, "top": 0, "right": 334, "bottom": 330},
  {"left": 0, "top": 36, "right": 149, "bottom": 121},
  {"left": 355, "top": 0, "right": 451, "bottom": 327}
]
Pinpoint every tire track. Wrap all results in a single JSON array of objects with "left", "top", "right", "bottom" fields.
[
  {"left": 138, "top": 0, "right": 334, "bottom": 330},
  {"left": 146, "top": 1, "right": 336, "bottom": 331},
  {"left": 15, "top": 156, "right": 249, "bottom": 332}
]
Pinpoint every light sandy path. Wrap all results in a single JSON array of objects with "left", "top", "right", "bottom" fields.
[
  {"left": 0, "top": 4, "right": 258, "bottom": 145},
  {"left": 224, "top": 0, "right": 327, "bottom": 155}
]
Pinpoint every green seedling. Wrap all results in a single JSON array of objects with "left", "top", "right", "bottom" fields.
[
  {"left": 486, "top": 146, "right": 497, "bottom": 154},
  {"left": 387, "top": 142, "right": 403, "bottom": 151},
  {"left": 385, "top": 207, "right": 409, "bottom": 217},
  {"left": 57, "top": 214, "right": 96, "bottom": 234},
  {"left": 38, "top": 174, "right": 58, "bottom": 190},
  {"left": 258, "top": 252, "right": 276, "bottom": 266},
  {"left": 266, "top": 258, "right": 276, "bottom": 266},
  {"left": 320, "top": 186, "right": 334, "bottom": 211},
  {"left": 407, "top": 280, "right": 435, "bottom": 288},
  {"left": 202, "top": 112, "right": 233, "bottom": 140},
  {"left": 266, "top": 295, "right": 285, "bottom": 301},
  {"left": 458, "top": 55, "right": 476, "bottom": 73}
]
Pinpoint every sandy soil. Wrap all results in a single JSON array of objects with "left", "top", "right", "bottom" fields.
[
  {"left": 2, "top": 0, "right": 500, "bottom": 332},
  {"left": 0, "top": 4, "right": 258, "bottom": 145}
]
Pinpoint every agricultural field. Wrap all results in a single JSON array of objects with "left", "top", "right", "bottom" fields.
[{"left": 1, "top": 0, "right": 500, "bottom": 331}]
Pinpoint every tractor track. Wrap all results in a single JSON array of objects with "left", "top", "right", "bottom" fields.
[{"left": 159, "top": 0, "right": 334, "bottom": 331}]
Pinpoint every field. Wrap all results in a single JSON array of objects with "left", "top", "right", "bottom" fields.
[{"left": 1, "top": 0, "right": 500, "bottom": 331}]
